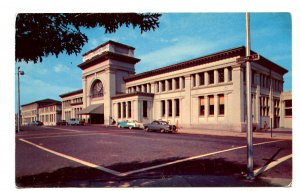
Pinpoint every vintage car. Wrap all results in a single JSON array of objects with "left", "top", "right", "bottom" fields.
[
  {"left": 29, "top": 120, "right": 43, "bottom": 126},
  {"left": 143, "top": 120, "right": 177, "bottom": 133},
  {"left": 67, "top": 118, "right": 84, "bottom": 126},
  {"left": 127, "top": 120, "right": 144, "bottom": 129},
  {"left": 117, "top": 120, "right": 129, "bottom": 128},
  {"left": 56, "top": 120, "right": 67, "bottom": 126}
]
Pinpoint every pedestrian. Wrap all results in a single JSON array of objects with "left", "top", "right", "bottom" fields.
[{"left": 264, "top": 121, "right": 268, "bottom": 131}]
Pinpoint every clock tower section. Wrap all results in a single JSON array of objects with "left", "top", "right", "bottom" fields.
[{"left": 78, "top": 41, "right": 140, "bottom": 125}]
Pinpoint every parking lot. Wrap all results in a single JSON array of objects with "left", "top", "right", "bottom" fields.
[{"left": 16, "top": 125, "right": 292, "bottom": 187}]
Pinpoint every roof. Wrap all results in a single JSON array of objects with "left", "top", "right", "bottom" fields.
[
  {"left": 78, "top": 51, "right": 140, "bottom": 70},
  {"left": 112, "top": 92, "right": 154, "bottom": 100},
  {"left": 59, "top": 89, "right": 83, "bottom": 98},
  {"left": 124, "top": 46, "right": 288, "bottom": 82},
  {"left": 82, "top": 40, "right": 135, "bottom": 57},
  {"left": 21, "top": 98, "right": 61, "bottom": 107}
]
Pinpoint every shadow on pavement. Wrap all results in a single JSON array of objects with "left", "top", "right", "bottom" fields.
[{"left": 16, "top": 157, "right": 285, "bottom": 187}]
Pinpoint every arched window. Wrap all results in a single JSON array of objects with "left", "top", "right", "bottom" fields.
[{"left": 90, "top": 80, "right": 104, "bottom": 98}]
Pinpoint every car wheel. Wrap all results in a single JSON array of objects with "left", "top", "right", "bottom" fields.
[
  {"left": 129, "top": 126, "right": 133, "bottom": 130},
  {"left": 117, "top": 124, "right": 121, "bottom": 128},
  {"left": 160, "top": 129, "right": 165, "bottom": 133}
]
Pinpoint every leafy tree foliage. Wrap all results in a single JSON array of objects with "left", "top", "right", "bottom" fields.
[{"left": 16, "top": 13, "right": 161, "bottom": 63}]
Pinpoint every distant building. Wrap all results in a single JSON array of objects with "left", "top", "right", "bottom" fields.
[
  {"left": 58, "top": 40, "right": 290, "bottom": 132},
  {"left": 280, "top": 91, "right": 292, "bottom": 128},
  {"left": 21, "top": 99, "right": 61, "bottom": 125}
]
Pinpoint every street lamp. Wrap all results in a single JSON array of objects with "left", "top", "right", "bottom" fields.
[{"left": 17, "top": 66, "right": 24, "bottom": 133}]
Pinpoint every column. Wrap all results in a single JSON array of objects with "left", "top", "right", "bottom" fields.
[
  {"left": 179, "top": 77, "right": 183, "bottom": 90},
  {"left": 172, "top": 78, "right": 176, "bottom": 91},
  {"left": 214, "top": 94, "right": 219, "bottom": 120},
  {"left": 151, "top": 82, "right": 155, "bottom": 93},
  {"left": 224, "top": 67, "right": 229, "bottom": 83},
  {"left": 165, "top": 79, "right": 169, "bottom": 91},
  {"left": 182, "top": 75, "right": 191, "bottom": 126},
  {"left": 172, "top": 99, "right": 176, "bottom": 120},
  {"left": 165, "top": 99, "right": 169, "bottom": 120},
  {"left": 159, "top": 81, "right": 162, "bottom": 93},
  {"left": 204, "top": 72, "right": 209, "bottom": 86},
  {"left": 214, "top": 70, "right": 218, "bottom": 84},
  {"left": 204, "top": 95, "right": 209, "bottom": 121},
  {"left": 195, "top": 73, "right": 200, "bottom": 87}
]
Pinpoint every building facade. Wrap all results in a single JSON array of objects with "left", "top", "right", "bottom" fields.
[
  {"left": 21, "top": 99, "right": 61, "bottom": 125},
  {"left": 58, "top": 40, "right": 289, "bottom": 132},
  {"left": 60, "top": 89, "right": 84, "bottom": 121},
  {"left": 280, "top": 91, "right": 292, "bottom": 128}
]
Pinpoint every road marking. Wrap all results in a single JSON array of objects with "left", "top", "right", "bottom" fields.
[
  {"left": 119, "top": 140, "right": 285, "bottom": 176},
  {"left": 45, "top": 127, "right": 83, "bottom": 133},
  {"left": 19, "top": 138, "right": 121, "bottom": 176},
  {"left": 254, "top": 154, "right": 292, "bottom": 177},
  {"left": 24, "top": 132, "right": 108, "bottom": 139},
  {"left": 19, "top": 137, "right": 285, "bottom": 177}
]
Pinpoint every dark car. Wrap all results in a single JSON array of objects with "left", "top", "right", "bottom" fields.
[
  {"left": 30, "top": 120, "right": 43, "bottom": 126},
  {"left": 144, "top": 120, "right": 177, "bottom": 133},
  {"left": 56, "top": 120, "right": 67, "bottom": 126}
]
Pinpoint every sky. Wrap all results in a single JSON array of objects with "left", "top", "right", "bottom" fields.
[{"left": 15, "top": 13, "right": 292, "bottom": 110}]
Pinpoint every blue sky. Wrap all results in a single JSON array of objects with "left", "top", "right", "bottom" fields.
[{"left": 15, "top": 13, "right": 292, "bottom": 109}]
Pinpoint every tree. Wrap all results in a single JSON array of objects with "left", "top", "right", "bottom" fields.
[{"left": 16, "top": 13, "right": 161, "bottom": 63}]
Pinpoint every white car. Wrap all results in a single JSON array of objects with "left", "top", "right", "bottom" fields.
[{"left": 127, "top": 120, "right": 144, "bottom": 129}]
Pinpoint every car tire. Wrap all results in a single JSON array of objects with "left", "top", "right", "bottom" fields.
[
  {"left": 160, "top": 129, "right": 165, "bottom": 133},
  {"left": 117, "top": 124, "right": 121, "bottom": 128},
  {"left": 145, "top": 128, "right": 149, "bottom": 132},
  {"left": 129, "top": 126, "right": 133, "bottom": 130}
]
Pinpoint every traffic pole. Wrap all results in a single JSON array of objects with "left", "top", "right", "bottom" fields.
[{"left": 245, "top": 12, "right": 255, "bottom": 180}]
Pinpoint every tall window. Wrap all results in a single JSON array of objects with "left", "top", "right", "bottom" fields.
[
  {"left": 168, "top": 100, "right": 172, "bottom": 117},
  {"left": 118, "top": 103, "right": 121, "bottom": 118},
  {"left": 209, "top": 95, "right": 214, "bottom": 115},
  {"left": 175, "top": 99, "right": 180, "bottom": 117},
  {"left": 168, "top": 79, "right": 172, "bottom": 90},
  {"left": 285, "top": 100, "right": 292, "bottom": 117},
  {"left": 143, "top": 101, "right": 148, "bottom": 118},
  {"left": 175, "top": 77, "right": 180, "bottom": 89},
  {"left": 218, "top": 94, "right": 224, "bottom": 115},
  {"left": 228, "top": 67, "right": 232, "bottom": 81},
  {"left": 199, "top": 73, "right": 204, "bottom": 86},
  {"left": 156, "top": 82, "right": 159, "bottom": 92},
  {"left": 199, "top": 96, "right": 205, "bottom": 116},
  {"left": 161, "top": 100, "right": 166, "bottom": 117},
  {"left": 208, "top": 71, "right": 214, "bottom": 84},
  {"left": 161, "top": 81, "right": 166, "bottom": 92},
  {"left": 218, "top": 69, "right": 224, "bottom": 83},
  {"left": 122, "top": 102, "right": 126, "bottom": 118},
  {"left": 127, "top": 101, "right": 132, "bottom": 118},
  {"left": 182, "top": 76, "right": 185, "bottom": 89},
  {"left": 90, "top": 80, "right": 104, "bottom": 98},
  {"left": 192, "top": 74, "right": 196, "bottom": 87}
]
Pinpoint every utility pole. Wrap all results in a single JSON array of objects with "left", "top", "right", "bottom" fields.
[
  {"left": 245, "top": 12, "right": 255, "bottom": 180},
  {"left": 17, "top": 67, "right": 24, "bottom": 133}
]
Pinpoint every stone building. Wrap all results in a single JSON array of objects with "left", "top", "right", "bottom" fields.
[
  {"left": 59, "top": 40, "right": 289, "bottom": 132},
  {"left": 21, "top": 99, "right": 61, "bottom": 125}
]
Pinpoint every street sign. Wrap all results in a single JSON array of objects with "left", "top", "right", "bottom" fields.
[{"left": 236, "top": 54, "right": 260, "bottom": 64}]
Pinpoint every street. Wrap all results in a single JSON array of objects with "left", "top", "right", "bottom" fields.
[{"left": 15, "top": 125, "right": 292, "bottom": 187}]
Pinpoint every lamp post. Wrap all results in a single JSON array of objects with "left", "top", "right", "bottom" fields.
[{"left": 17, "top": 66, "right": 24, "bottom": 133}]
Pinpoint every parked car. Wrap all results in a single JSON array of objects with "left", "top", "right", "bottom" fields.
[
  {"left": 127, "top": 120, "right": 144, "bottom": 129},
  {"left": 67, "top": 118, "right": 84, "bottom": 126},
  {"left": 144, "top": 120, "right": 177, "bottom": 133},
  {"left": 30, "top": 120, "right": 43, "bottom": 126},
  {"left": 56, "top": 120, "right": 67, "bottom": 126},
  {"left": 117, "top": 120, "right": 130, "bottom": 128}
]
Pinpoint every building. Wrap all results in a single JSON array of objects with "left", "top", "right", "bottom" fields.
[
  {"left": 59, "top": 40, "right": 289, "bottom": 132},
  {"left": 280, "top": 91, "right": 292, "bottom": 128},
  {"left": 21, "top": 99, "right": 61, "bottom": 125},
  {"left": 59, "top": 89, "right": 83, "bottom": 122}
]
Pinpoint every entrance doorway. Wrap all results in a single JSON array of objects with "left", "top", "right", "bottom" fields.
[{"left": 90, "top": 114, "right": 104, "bottom": 124}]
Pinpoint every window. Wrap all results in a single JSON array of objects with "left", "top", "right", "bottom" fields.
[
  {"left": 192, "top": 74, "right": 196, "bottom": 87},
  {"left": 175, "top": 99, "right": 180, "bottom": 117},
  {"left": 161, "top": 100, "right": 166, "bottom": 117},
  {"left": 218, "top": 69, "right": 224, "bottom": 83},
  {"left": 175, "top": 77, "right": 180, "bottom": 89},
  {"left": 90, "top": 80, "right": 104, "bottom": 98},
  {"left": 168, "top": 100, "right": 172, "bottom": 117},
  {"left": 122, "top": 102, "right": 126, "bottom": 118},
  {"left": 285, "top": 100, "right": 292, "bottom": 117},
  {"left": 161, "top": 81, "right": 166, "bottom": 92},
  {"left": 118, "top": 103, "right": 121, "bottom": 118},
  {"left": 199, "top": 73, "right": 204, "bottom": 85},
  {"left": 156, "top": 82, "right": 159, "bottom": 92},
  {"left": 209, "top": 95, "right": 214, "bottom": 115},
  {"left": 128, "top": 101, "right": 132, "bottom": 118},
  {"left": 143, "top": 101, "right": 148, "bottom": 118},
  {"left": 228, "top": 67, "right": 232, "bottom": 81},
  {"left": 182, "top": 76, "right": 185, "bottom": 89},
  {"left": 199, "top": 96, "right": 205, "bottom": 116},
  {"left": 168, "top": 79, "right": 172, "bottom": 90},
  {"left": 218, "top": 94, "right": 224, "bottom": 115},
  {"left": 208, "top": 71, "right": 214, "bottom": 84}
]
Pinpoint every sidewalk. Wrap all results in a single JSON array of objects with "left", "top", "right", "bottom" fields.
[{"left": 178, "top": 127, "right": 292, "bottom": 140}]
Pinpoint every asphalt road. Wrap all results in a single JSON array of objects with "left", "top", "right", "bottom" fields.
[{"left": 15, "top": 125, "right": 292, "bottom": 187}]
